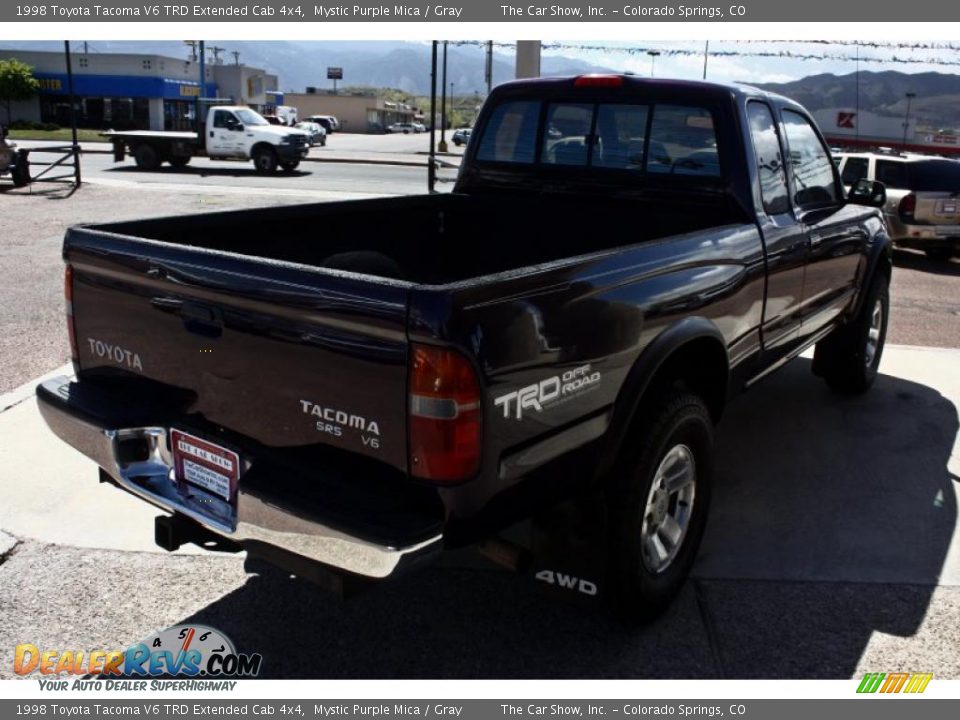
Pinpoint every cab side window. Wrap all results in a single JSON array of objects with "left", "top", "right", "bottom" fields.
[
  {"left": 782, "top": 110, "right": 840, "bottom": 209},
  {"left": 213, "top": 110, "right": 234, "bottom": 129},
  {"left": 840, "top": 157, "right": 869, "bottom": 185},
  {"left": 746, "top": 102, "right": 790, "bottom": 215},
  {"left": 875, "top": 160, "right": 909, "bottom": 190}
]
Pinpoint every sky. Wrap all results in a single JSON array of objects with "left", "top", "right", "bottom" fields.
[{"left": 543, "top": 40, "right": 960, "bottom": 83}]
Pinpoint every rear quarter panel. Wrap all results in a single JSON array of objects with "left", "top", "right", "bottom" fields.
[{"left": 410, "top": 223, "right": 766, "bottom": 518}]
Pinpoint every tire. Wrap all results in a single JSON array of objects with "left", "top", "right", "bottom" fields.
[
  {"left": 925, "top": 248, "right": 954, "bottom": 262},
  {"left": 252, "top": 146, "right": 278, "bottom": 174},
  {"left": 168, "top": 156, "right": 191, "bottom": 169},
  {"left": 320, "top": 136, "right": 326, "bottom": 147},
  {"left": 280, "top": 160, "right": 300, "bottom": 172},
  {"left": 11, "top": 160, "right": 30, "bottom": 188},
  {"left": 133, "top": 144, "right": 161, "bottom": 170},
  {"left": 813, "top": 272, "right": 889, "bottom": 395},
  {"left": 606, "top": 390, "right": 713, "bottom": 624}
]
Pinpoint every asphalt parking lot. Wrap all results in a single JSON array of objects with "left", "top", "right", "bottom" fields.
[{"left": 1, "top": 168, "right": 959, "bottom": 680}]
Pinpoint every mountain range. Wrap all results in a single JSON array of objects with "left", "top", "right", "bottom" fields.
[
  {"left": 756, "top": 70, "right": 960, "bottom": 129},
  {"left": 3, "top": 42, "right": 960, "bottom": 128}
]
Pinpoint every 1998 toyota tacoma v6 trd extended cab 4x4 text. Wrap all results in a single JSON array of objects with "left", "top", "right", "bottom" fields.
[{"left": 38, "top": 76, "right": 892, "bottom": 621}]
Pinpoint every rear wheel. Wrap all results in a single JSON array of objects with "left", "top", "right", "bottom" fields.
[
  {"left": 133, "top": 144, "right": 161, "bottom": 170},
  {"left": 168, "top": 155, "right": 191, "bottom": 169},
  {"left": 252, "top": 146, "right": 278, "bottom": 174},
  {"left": 606, "top": 390, "right": 713, "bottom": 624},
  {"left": 813, "top": 272, "right": 889, "bottom": 394},
  {"left": 280, "top": 160, "right": 300, "bottom": 172}
]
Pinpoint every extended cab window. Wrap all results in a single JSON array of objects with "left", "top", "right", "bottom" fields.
[
  {"left": 746, "top": 102, "right": 789, "bottom": 215},
  {"left": 477, "top": 99, "right": 719, "bottom": 179},
  {"left": 782, "top": 110, "right": 839, "bottom": 209}
]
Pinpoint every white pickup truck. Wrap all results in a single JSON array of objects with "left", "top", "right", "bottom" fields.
[{"left": 103, "top": 106, "right": 310, "bottom": 174}]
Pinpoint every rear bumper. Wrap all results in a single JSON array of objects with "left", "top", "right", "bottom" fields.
[
  {"left": 886, "top": 216, "right": 960, "bottom": 248},
  {"left": 36, "top": 376, "right": 442, "bottom": 580}
]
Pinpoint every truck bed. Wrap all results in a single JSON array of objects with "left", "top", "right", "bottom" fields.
[{"left": 95, "top": 191, "right": 742, "bottom": 286}]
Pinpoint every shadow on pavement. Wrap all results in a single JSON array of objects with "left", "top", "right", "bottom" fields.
[
  {"left": 893, "top": 248, "right": 960, "bottom": 276},
  {"left": 105, "top": 165, "right": 311, "bottom": 179},
  {"left": 176, "top": 357, "right": 957, "bottom": 678}
]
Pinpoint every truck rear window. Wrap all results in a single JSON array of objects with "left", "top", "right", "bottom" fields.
[{"left": 475, "top": 100, "right": 721, "bottom": 178}]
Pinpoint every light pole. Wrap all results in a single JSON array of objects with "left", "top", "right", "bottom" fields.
[
  {"left": 439, "top": 41, "right": 448, "bottom": 153},
  {"left": 450, "top": 82, "right": 455, "bottom": 126},
  {"left": 647, "top": 50, "right": 661, "bottom": 78},
  {"left": 902, "top": 92, "right": 916, "bottom": 150}
]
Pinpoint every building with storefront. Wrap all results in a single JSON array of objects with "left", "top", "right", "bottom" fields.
[
  {"left": 1, "top": 48, "right": 278, "bottom": 131},
  {"left": 284, "top": 89, "right": 423, "bottom": 133}
]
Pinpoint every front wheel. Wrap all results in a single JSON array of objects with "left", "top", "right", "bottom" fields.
[
  {"left": 813, "top": 272, "right": 889, "bottom": 394},
  {"left": 168, "top": 156, "right": 191, "bottom": 169},
  {"left": 606, "top": 390, "right": 713, "bottom": 624},
  {"left": 252, "top": 147, "right": 278, "bottom": 174}
]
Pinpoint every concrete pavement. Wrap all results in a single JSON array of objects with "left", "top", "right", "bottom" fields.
[{"left": 1, "top": 345, "right": 958, "bottom": 679}]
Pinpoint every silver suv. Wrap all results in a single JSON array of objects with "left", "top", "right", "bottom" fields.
[{"left": 836, "top": 151, "right": 960, "bottom": 261}]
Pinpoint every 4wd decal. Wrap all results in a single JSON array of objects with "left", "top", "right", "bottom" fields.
[{"left": 494, "top": 364, "right": 601, "bottom": 420}]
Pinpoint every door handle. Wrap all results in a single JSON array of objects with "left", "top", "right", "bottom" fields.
[{"left": 209, "top": 131, "right": 214, "bottom": 138}]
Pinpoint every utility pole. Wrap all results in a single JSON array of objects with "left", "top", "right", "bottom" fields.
[
  {"left": 231, "top": 51, "right": 241, "bottom": 66},
  {"left": 902, "top": 92, "right": 916, "bottom": 150},
  {"left": 485, "top": 40, "right": 493, "bottom": 95},
  {"left": 184, "top": 40, "right": 198, "bottom": 62},
  {"left": 429, "top": 41, "right": 438, "bottom": 192},
  {"left": 439, "top": 40, "right": 448, "bottom": 152},
  {"left": 647, "top": 50, "right": 661, "bottom": 78},
  {"left": 209, "top": 46, "right": 226, "bottom": 65},
  {"left": 703, "top": 41, "right": 709, "bottom": 79}
]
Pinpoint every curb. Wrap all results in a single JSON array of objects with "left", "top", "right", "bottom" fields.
[{"left": 0, "top": 363, "right": 73, "bottom": 414}]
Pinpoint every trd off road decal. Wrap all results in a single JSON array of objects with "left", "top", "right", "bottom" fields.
[{"left": 494, "top": 363, "right": 601, "bottom": 420}]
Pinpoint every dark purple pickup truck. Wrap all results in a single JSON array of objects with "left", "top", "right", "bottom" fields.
[{"left": 38, "top": 76, "right": 892, "bottom": 621}]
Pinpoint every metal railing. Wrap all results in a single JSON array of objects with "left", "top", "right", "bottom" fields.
[{"left": 19, "top": 144, "right": 82, "bottom": 190}]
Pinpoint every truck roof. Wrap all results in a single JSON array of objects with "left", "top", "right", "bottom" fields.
[{"left": 492, "top": 74, "right": 803, "bottom": 112}]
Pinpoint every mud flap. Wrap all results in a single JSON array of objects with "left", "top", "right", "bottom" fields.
[{"left": 528, "top": 492, "right": 609, "bottom": 609}]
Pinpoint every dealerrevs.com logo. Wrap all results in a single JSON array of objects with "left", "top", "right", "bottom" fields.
[{"left": 15, "top": 624, "right": 262, "bottom": 689}]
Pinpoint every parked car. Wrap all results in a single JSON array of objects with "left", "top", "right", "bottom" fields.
[
  {"left": 452, "top": 128, "right": 472, "bottom": 146},
  {"left": 0, "top": 125, "right": 30, "bottom": 187},
  {"left": 836, "top": 150, "right": 960, "bottom": 261},
  {"left": 39, "top": 76, "right": 892, "bottom": 623},
  {"left": 295, "top": 121, "right": 327, "bottom": 147},
  {"left": 305, "top": 115, "right": 339, "bottom": 134},
  {"left": 387, "top": 122, "right": 418, "bottom": 134},
  {"left": 413, "top": 122, "right": 426, "bottom": 133}
]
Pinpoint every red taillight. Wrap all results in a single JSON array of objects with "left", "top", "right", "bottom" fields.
[
  {"left": 574, "top": 74, "right": 624, "bottom": 88},
  {"left": 899, "top": 193, "right": 916, "bottom": 217},
  {"left": 65, "top": 265, "right": 79, "bottom": 370},
  {"left": 408, "top": 344, "right": 481, "bottom": 483}
]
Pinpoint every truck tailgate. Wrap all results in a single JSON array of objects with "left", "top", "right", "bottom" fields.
[
  {"left": 913, "top": 192, "right": 960, "bottom": 228},
  {"left": 65, "top": 227, "right": 410, "bottom": 473}
]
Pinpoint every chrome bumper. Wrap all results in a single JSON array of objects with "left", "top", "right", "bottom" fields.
[{"left": 36, "top": 376, "right": 442, "bottom": 579}]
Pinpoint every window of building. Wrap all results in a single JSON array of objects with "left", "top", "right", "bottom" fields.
[{"left": 142, "top": 59, "right": 152, "bottom": 70}]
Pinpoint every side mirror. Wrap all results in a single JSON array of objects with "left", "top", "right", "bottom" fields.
[{"left": 848, "top": 179, "right": 886, "bottom": 208}]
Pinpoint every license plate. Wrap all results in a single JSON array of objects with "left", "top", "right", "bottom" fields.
[
  {"left": 936, "top": 202, "right": 957, "bottom": 216},
  {"left": 171, "top": 429, "right": 239, "bottom": 502}
]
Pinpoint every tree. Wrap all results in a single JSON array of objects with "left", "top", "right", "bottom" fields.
[{"left": 0, "top": 58, "right": 40, "bottom": 125}]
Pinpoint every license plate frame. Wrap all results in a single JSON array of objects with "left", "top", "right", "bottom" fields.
[{"left": 170, "top": 429, "right": 240, "bottom": 504}]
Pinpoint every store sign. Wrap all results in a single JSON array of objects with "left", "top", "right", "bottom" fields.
[{"left": 179, "top": 85, "right": 200, "bottom": 97}]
